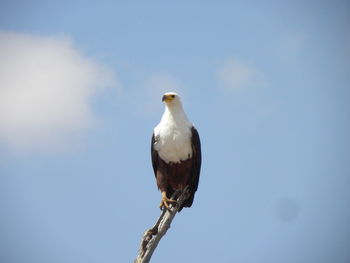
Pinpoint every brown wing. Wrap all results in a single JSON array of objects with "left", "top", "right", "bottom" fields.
[
  {"left": 181, "top": 126, "right": 201, "bottom": 209},
  {"left": 151, "top": 133, "right": 158, "bottom": 178}
]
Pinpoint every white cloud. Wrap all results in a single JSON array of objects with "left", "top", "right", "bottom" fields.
[
  {"left": 0, "top": 31, "right": 117, "bottom": 153},
  {"left": 217, "top": 58, "right": 263, "bottom": 91}
]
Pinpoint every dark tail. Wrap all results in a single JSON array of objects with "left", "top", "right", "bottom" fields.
[{"left": 178, "top": 192, "right": 195, "bottom": 212}]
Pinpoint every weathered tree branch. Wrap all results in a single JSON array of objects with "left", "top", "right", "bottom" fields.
[{"left": 134, "top": 187, "right": 190, "bottom": 263}]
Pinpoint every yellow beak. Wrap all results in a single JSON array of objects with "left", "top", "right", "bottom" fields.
[{"left": 162, "top": 94, "right": 173, "bottom": 102}]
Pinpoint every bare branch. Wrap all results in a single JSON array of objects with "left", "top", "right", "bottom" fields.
[{"left": 134, "top": 187, "right": 190, "bottom": 263}]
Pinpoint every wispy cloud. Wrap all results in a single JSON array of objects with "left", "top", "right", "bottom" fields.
[
  {"left": 217, "top": 58, "right": 264, "bottom": 91},
  {"left": 0, "top": 31, "right": 117, "bottom": 154}
]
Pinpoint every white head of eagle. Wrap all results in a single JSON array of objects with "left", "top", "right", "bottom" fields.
[{"left": 151, "top": 92, "right": 201, "bottom": 211}]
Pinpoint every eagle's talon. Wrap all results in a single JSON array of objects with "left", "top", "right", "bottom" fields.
[{"left": 159, "top": 195, "right": 177, "bottom": 210}]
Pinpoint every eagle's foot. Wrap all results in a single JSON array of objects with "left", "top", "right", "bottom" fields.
[
  {"left": 159, "top": 197, "right": 177, "bottom": 210},
  {"left": 159, "top": 192, "right": 177, "bottom": 210}
]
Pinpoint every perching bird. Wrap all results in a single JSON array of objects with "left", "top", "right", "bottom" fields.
[{"left": 151, "top": 92, "right": 201, "bottom": 211}]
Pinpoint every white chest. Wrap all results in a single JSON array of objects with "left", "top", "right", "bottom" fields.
[{"left": 154, "top": 122, "right": 193, "bottom": 164}]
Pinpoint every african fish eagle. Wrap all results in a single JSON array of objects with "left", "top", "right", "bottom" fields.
[{"left": 151, "top": 92, "right": 201, "bottom": 211}]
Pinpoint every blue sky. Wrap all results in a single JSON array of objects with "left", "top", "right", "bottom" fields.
[{"left": 0, "top": 1, "right": 349, "bottom": 262}]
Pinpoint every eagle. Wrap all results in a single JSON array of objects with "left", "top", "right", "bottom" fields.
[{"left": 151, "top": 92, "right": 201, "bottom": 211}]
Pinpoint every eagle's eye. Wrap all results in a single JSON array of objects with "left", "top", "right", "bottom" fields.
[{"left": 171, "top": 95, "right": 175, "bottom": 98}]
